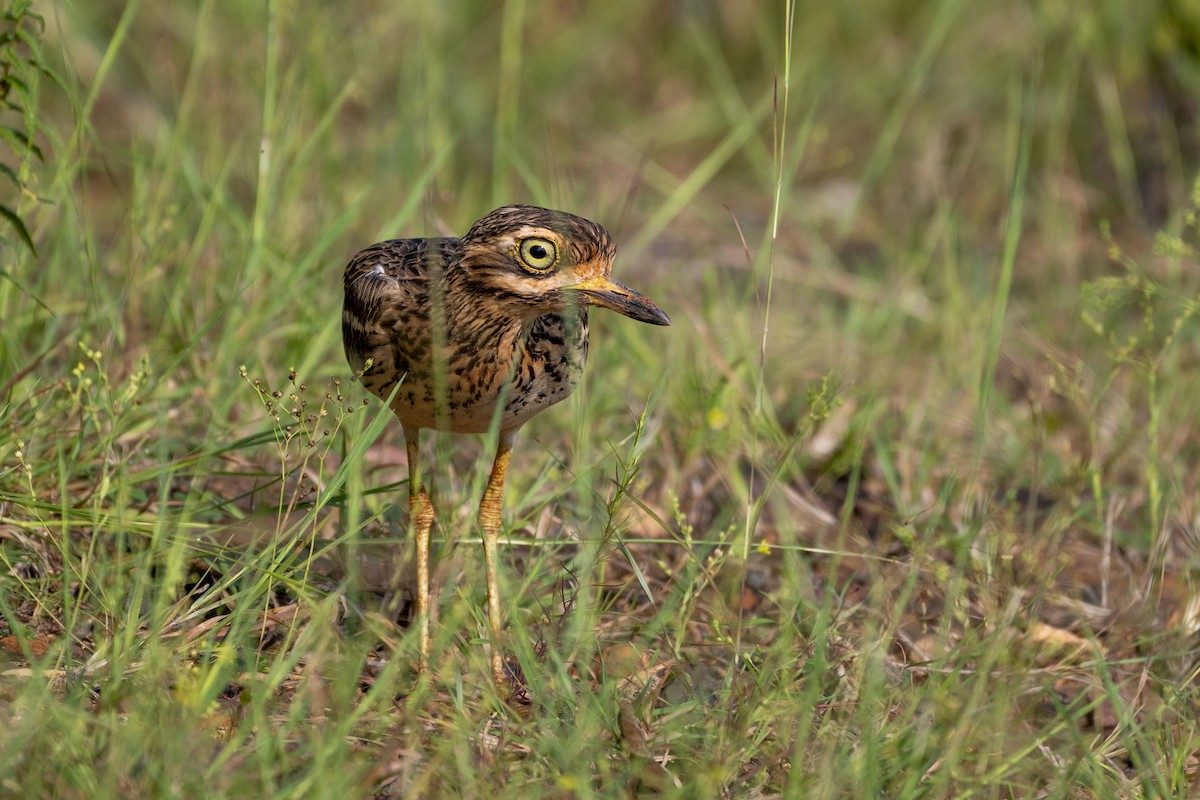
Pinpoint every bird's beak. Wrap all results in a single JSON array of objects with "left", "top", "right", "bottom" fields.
[{"left": 569, "top": 274, "right": 671, "bottom": 326}]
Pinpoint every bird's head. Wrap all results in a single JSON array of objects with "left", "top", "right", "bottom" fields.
[{"left": 457, "top": 205, "right": 670, "bottom": 327}]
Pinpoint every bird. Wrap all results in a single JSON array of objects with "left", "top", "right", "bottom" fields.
[{"left": 341, "top": 204, "right": 670, "bottom": 687}]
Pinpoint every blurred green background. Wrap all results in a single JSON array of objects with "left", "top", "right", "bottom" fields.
[
  {"left": 3, "top": 0, "right": 1200, "bottom": 797},
  {"left": 16, "top": 0, "right": 1200, "bottom": 432}
]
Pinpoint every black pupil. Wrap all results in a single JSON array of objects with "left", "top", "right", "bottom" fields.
[{"left": 529, "top": 244, "right": 547, "bottom": 260}]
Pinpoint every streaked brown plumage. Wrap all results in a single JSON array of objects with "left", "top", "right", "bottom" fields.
[{"left": 342, "top": 204, "right": 669, "bottom": 687}]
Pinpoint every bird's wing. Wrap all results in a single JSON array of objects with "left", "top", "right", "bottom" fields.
[{"left": 341, "top": 237, "right": 458, "bottom": 372}]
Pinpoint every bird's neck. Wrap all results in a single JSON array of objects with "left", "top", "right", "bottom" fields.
[
  {"left": 438, "top": 266, "right": 513, "bottom": 328},
  {"left": 440, "top": 263, "right": 573, "bottom": 335}
]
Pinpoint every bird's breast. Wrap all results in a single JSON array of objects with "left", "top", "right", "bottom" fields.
[{"left": 350, "top": 302, "right": 589, "bottom": 434}]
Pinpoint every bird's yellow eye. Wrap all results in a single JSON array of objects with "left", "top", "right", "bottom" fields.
[{"left": 517, "top": 237, "right": 558, "bottom": 272}]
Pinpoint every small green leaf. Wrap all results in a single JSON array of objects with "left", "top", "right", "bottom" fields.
[
  {"left": 0, "top": 202, "right": 35, "bottom": 255},
  {"left": 0, "top": 160, "right": 20, "bottom": 188}
]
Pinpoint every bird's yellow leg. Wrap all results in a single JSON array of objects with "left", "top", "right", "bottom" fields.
[
  {"left": 478, "top": 431, "right": 515, "bottom": 688},
  {"left": 405, "top": 430, "right": 434, "bottom": 674}
]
